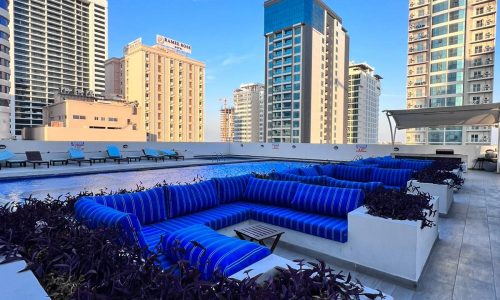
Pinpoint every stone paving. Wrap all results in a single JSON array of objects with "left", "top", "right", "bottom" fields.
[{"left": 275, "top": 170, "right": 500, "bottom": 300}]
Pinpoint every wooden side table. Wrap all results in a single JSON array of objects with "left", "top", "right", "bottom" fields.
[{"left": 235, "top": 224, "right": 284, "bottom": 252}]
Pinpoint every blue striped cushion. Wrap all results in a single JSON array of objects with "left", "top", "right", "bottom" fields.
[
  {"left": 291, "top": 184, "right": 364, "bottom": 218},
  {"left": 75, "top": 198, "right": 147, "bottom": 248},
  {"left": 299, "top": 166, "right": 320, "bottom": 176},
  {"left": 91, "top": 188, "right": 167, "bottom": 225},
  {"left": 325, "top": 177, "right": 383, "bottom": 192},
  {"left": 142, "top": 202, "right": 253, "bottom": 248},
  {"left": 375, "top": 159, "right": 401, "bottom": 169},
  {"left": 316, "top": 164, "right": 336, "bottom": 177},
  {"left": 249, "top": 203, "right": 349, "bottom": 242},
  {"left": 164, "top": 224, "right": 271, "bottom": 280},
  {"left": 166, "top": 180, "right": 220, "bottom": 218},
  {"left": 371, "top": 168, "right": 413, "bottom": 188},
  {"left": 244, "top": 177, "right": 298, "bottom": 207},
  {"left": 269, "top": 172, "right": 327, "bottom": 186},
  {"left": 285, "top": 168, "right": 301, "bottom": 175},
  {"left": 212, "top": 175, "right": 251, "bottom": 204},
  {"left": 332, "top": 165, "right": 373, "bottom": 182},
  {"left": 401, "top": 160, "right": 433, "bottom": 171}
]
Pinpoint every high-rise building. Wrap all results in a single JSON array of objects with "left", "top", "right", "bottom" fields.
[
  {"left": 347, "top": 62, "right": 382, "bottom": 144},
  {"left": 233, "top": 83, "right": 264, "bottom": 143},
  {"left": 0, "top": 0, "right": 10, "bottom": 140},
  {"left": 406, "top": 0, "right": 496, "bottom": 145},
  {"left": 264, "top": 0, "right": 349, "bottom": 144},
  {"left": 219, "top": 107, "right": 234, "bottom": 142},
  {"left": 9, "top": 0, "right": 108, "bottom": 136},
  {"left": 105, "top": 57, "right": 123, "bottom": 97},
  {"left": 123, "top": 36, "right": 204, "bottom": 142}
]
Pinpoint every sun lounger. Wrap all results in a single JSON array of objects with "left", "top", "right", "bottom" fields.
[
  {"left": 160, "top": 149, "right": 185, "bottom": 161},
  {"left": 25, "top": 151, "right": 50, "bottom": 169},
  {"left": 142, "top": 148, "right": 165, "bottom": 162}
]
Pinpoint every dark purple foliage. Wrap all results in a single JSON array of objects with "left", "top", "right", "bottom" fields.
[
  {"left": 413, "top": 168, "right": 464, "bottom": 190},
  {"left": 364, "top": 187, "right": 437, "bottom": 229},
  {"left": 0, "top": 184, "right": 384, "bottom": 299}
]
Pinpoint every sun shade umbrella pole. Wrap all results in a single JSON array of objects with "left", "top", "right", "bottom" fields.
[
  {"left": 385, "top": 111, "right": 396, "bottom": 147},
  {"left": 497, "top": 122, "right": 500, "bottom": 174}
]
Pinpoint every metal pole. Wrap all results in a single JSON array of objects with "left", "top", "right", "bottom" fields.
[
  {"left": 385, "top": 112, "right": 395, "bottom": 146},
  {"left": 497, "top": 122, "right": 500, "bottom": 173}
]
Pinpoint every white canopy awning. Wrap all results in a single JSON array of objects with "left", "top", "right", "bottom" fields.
[
  {"left": 384, "top": 103, "right": 500, "bottom": 129},
  {"left": 383, "top": 103, "right": 500, "bottom": 173}
]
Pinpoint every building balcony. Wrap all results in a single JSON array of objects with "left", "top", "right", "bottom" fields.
[
  {"left": 409, "top": 12, "right": 429, "bottom": 20},
  {"left": 472, "top": 5, "right": 496, "bottom": 18},
  {"left": 469, "top": 46, "right": 495, "bottom": 56},
  {"left": 408, "top": 35, "right": 428, "bottom": 43},
  {"left": 468, "top": 74, "right": 493, "bottom": 81},
  {"left": 470, "top": 34, "right": 495, "bottom": 44},
  {"left": 469, "top": 58, "right": 494, "bottom": 68},
  {"left": 408, "top": 47, "right": 427, "bottom": 54},
  {"left": 472, "top": 0, "right": 495, "bottom": 5},
  {"left": 468, "top": 87, "right": 492, "bottom": 94},
  {"left": 409, "top": 0, "right": 428, "bottom": 9},
  {"left": 471, "top": 19, "right": 496, "bottom": 31}
]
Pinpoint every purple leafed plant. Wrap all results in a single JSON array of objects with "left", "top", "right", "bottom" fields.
[
  {"left": 364, "top": 187, "right": 437, "bottom": 229},
  {"left": 413, "top": 168, "right": 464, "bottom": 190}
]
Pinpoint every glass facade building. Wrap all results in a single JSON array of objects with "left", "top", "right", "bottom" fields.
[
  {"left": 264, "top": 0, "right": 349, "bottom": 144},
  {"left": 0, "top": 0, "right": 9, "bottom": 139},
  {"left": 406, "top": 0, "right": 496, "bottom": 145}
]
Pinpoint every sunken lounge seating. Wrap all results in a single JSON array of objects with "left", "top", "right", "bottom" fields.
[{"left": 75, "top": 176, "right": 365, "bottom": 279}]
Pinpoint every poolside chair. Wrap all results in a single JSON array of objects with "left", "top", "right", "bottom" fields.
[
  {"left": 160, "top": 149, "right": 185, "bottom": 161},
  {"left": 68, "top": 148, "right": 93, "bottom": 166},
  {"left": 0, "top": 150, "right": 16, "bottom": 170},
  {"left": 25, "top": 151, "right": 50, "bottom": 169},
  {"left": 106, "top": 145, "right": 142, "bottom": 164},
  {"left": 142, "top": 148, "right": 165, "bottom": 162}
]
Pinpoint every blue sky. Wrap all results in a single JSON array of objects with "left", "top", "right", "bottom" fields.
[{"left": 108, "top": 0, "right": 499, "bottom": 143}]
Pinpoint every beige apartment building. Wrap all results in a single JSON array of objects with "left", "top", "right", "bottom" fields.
[
  {"left": 219, "top": 107, "right": 234, "bottom": 142},
  {"left": 105, "top": 57, "right": 123, "bottom": 97},
  {"left": 233, "top": 83, "right": 264, "bottom": 143},
  {"left": 23, "top": 93, "right": 145, "bottom": 141},
  {"left": 264, "top": 0, "right": 349, "bottom": 144},
  {"left": 123, "top": 37, "right": 205, "bottom": 142},
  {"left": 406, "top": 0, "right": 496, "bottom": 145}
]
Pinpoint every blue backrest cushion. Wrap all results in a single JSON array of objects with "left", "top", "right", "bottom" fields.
[
  {"left": 270, "top": 172, "right": 327, "bottom": 186},
  {"left": 401, "top": 160, "right": 433, "bottom": 171},
  {"left": 244, "top": 177, "right": 298, "bottom": 207},
  {"left": 299, "top": 166, "right": 320, "bottom": 176},
  {"left": 107, "top": 145, "right": 121, "bottom": 157},
  {"left": 144, "top": 148, "right": 160, "bottom": 156},
  {"left": 291, "top": 183, "right": 365, "bottom": 218},
  {"left": 375, "top": 159, "right": 401, "bottom": 169},
  {"left": 332, "top": 165, "right": 373, "bottom": 182},
  {"left": 316, "top": 164, "right": 336, "bottom": 177},
  {"left": 286, "top": 168, "right": 301, "bottom": 175},
  {"left": 68, "top": 148, "right": 85, "bottom": 159},
  {"left": 93, "top": 187, "right": 167, "bottom": 225},
  {"left": 370, "top": 168, "right": 414, "bottom": 187},
  {"left": 213, "top": 174, "right": 251, "bottom": 204},
  {"left": 166, "top": 180, "right": 220, "bottom": 218},
  {"left": 325, "top": 177, "right": 383, "bottom": 192}
]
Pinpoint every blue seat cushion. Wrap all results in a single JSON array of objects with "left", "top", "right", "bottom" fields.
[
  {"left": 332, "top": 165, "right": 373, "bottom": 182},
  {"left": 248, "top": 202, "right": 349, "bottom": 243},
  {"left": 375, "top": 159, "right": 401, "bottom": 169},
  {"left": 165, "top": 180, "right": 220, "bottom": 218},
  {"left": 325, "top": 177, "right": 383, "bottom": 193},
  {"left": 91, "top": 187, "right": 167, "bottom": 225},
  {"left": 142, "top": 202, "right": 253, "bottom": 249},
  {"left": 315, "top": 164, "right": 336, "bottom": 177},
  {"left": 269, "top": 172, "right": 327, "bottom": 186},
  {"left": 299, "top": 166, "right": 320, "bottom": 176},
  {"left": 164, "top": 224, "right": 271, "bottom": 280},
  {"left": 243, "top": 177, "right": 298, "bottom": 207},
  {"left": 213, "top": 175, "right": 251, "bottom": 204},
  {"left": 370, "top": 168, "right": 413, "bottom": 188},
  {"left": 285, "top": 168, "right": 301, "bottom": 175},
  {"left": 291, "top": 183, "right": 364, "bottom": 218}
]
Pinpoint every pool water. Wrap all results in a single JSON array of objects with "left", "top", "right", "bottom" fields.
[{"left": 0, "top": 161, "right": 311, "bottom": 202}]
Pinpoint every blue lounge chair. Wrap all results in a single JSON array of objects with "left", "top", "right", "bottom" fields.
[
  {"left": 0, "top": 150, "right": 20, "bottom": 169},
  {"left": 159, "top": 149, "right": 184, "bottom": 161},
  {"left": 106, "top": 145, "right": 142, "bottom": 164},
  {"left": 68, "top": 148, "right": 94, "bottom": 166},
  {"left": 142, "top": 148, "right": 165, "bottom": 162}
]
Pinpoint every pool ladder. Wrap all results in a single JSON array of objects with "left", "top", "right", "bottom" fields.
[{"left": 213, "top": 153, "right": 225, "bottom": 162}]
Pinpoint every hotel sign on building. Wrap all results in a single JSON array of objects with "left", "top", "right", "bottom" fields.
[{"left": 156, "top": 35, "right": 192, "bottom": 54}]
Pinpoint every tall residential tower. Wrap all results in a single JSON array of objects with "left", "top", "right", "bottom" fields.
[
  {"left": 123, "top": 37, "right": 204, "bottom": 142},
  {"left": 348, "top": 62, "right": 382, "bottom": 144},
  {"left": 219, "top": 106, "right": 234, "bottom": 142},
  {"left": 406, "top": 0, "right": 496, "bottom": 145},
  {"left": 9, "top": 0, "right": 108, "bottom": 136},
  {"left": 0, "top": 0, "right": 10, "bottom": 139},
  {"left": 233, "top": 83, "right": 264, "bottom": 143},
  {"left": 264, "top": 0, "right": 349, "bottom": 144}
]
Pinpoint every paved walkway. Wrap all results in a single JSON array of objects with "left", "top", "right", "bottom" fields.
[{"left": 275, "top": 170, "right": 500, "bottom": 300}]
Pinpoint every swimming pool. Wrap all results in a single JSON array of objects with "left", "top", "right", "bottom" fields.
[{"left": 0, "top": 160, "right": 310, "bottom": 202}]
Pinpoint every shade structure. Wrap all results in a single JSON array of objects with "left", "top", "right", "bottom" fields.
[{"left": 383, "top": 103, "right": 500, "bottom": 173}]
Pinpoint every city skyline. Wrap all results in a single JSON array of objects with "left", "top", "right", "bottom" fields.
[{"left": 108, "top": 0, "right": 496, "bottom": 142}]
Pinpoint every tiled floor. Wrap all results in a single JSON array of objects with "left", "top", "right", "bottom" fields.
[{"left": 274, "top": 170, "right": 500, "bottom": 300}]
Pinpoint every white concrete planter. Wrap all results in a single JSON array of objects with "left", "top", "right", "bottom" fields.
[
  {"left": 347, "top": 197, "right": 438, "bottom": 284},
  {"left": 408, "top": 180, "right": 453, "bottom": 215}
]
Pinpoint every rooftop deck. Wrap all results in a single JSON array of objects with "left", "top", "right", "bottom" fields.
[{"left": 273, "top": 170, "right": 499, "bottom": 299}]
